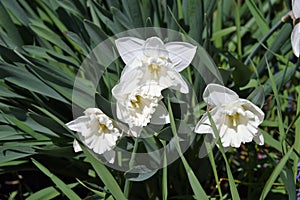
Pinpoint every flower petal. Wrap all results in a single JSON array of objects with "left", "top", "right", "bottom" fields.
[
  {"left": 115, "top": 37, "right": 145, "bottom": 64},
  {"left": 112, "top": 69, "right": 144, "bottom": 100},
  {"left": 65, "top": 115, "right": 90, "bottom": 132},
  {"left": 115, "top": 102, "right": 129, "bottom": 125},
  {"left": 84, "top": 108, "right": 103, "bottom": 115},
  {"left": 231, "top": 130, "right": 242, "bottom": 147},
  {"left": 73, "top": 139, "right": 82, "bottom": 152},
  {"left": 238, "top": 99, "right": 265, "bottom": 123},
  {"left": 253, "top": 131, "right": 264, "bottom": 145},
  {"left": 194, "top": 108, "right": 220, "bottom": 136},
  {"left": 219, "top": 125, "right": 231, "bottom": 147},
  {"left": 150, "top": 101, "right": 170, "bottom": 125},
  {"left": 194, "top": 112, "right": 213, "bottom": 135},
  {"left": 293, "top": 0, "right": 300, "bottom": 19},
  {"left": 238, "top": 124, "right": 253, "bottom": 143},
  {"left": 143, "top": 37, "right": 168, "bottom": 58},
  {"left": 203, "top": 84, "right": 239, "bottom": 107},
  {"left": 165, "top": 42, "right": 197, "bottom": 72},
  {"left": 291, "top": 23, "right": 300, "bottom": 57},
  {"left": 160, "top": 68, "right": 189, "bottom": 93}
]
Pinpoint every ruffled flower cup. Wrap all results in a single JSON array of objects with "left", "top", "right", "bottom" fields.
[
  {"left": 66, "top": 108, "right": 121, "bottom": 163},
  {"left": 195, "top": 84, "right": 265, "bottom": 148}
]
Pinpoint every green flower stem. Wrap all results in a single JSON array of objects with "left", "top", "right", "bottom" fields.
[
  {"left": 162, "top": 140, "right": 168, "bottom": 200},
  {"left": 206, "top": 141, "right": 223, "bottom": 199},
  {"left": 124, "top": 137, "right": 139, "bottom": 198}
]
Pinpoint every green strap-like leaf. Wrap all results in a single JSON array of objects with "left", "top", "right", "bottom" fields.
[
  {"left": 82, "top": 147, "right": 127, "bottom": 200},
  {"left": 32, "top": 159, "right": 81, "bottom": 200},
  {"left": 167, "top": 99, "right": 208, "bottom": 200},
  {"left": 259, "top": 147, "right": 294, "bottom": 200}
]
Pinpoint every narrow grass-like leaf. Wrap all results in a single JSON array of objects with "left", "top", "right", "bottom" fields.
[
  {"left": 82, "top": 147, "right": 127, "bottom": 200},
  {"left": 294, "top": 86, "right": 300, "bottom": 179},
  {"left": 26, "top": 183, "right": 78, "bottom": 200},
  {"left": 0, "top": 160, "right": 28, "bottom": 167},
  {"left": 266, "top": 60, "right": 286, "bottom": 154},
  {"left": 211, "top": 27, "right": 237, "bottom": 41},
  {"left": 0, "top": 2, "right": 23, "bottom": 46},
  {"left": 259, "top": 147, "right": 294, "bottom": 200},
  {"left": 122, "top": 0, "right": 144, "bottom": 27},
  {"left": 8, "top": 191, "right": 17, "bottom": 200},
  {"left": 234, "top": 1, "right": 242, "bottom": 57},
  {"left": 2, "top": 114, "right": 49, "bottom": 140},
  {"left": 23, "top": 45, "right": 80, "bottom": 67},
  {"left": 1, "top": 0, "right": 30, "bottom": 25},
  {"left": 206, "top": 142, "right": 223, "bottom": 198},
  {"left": 76, "top": 179, "right": 106, "bottom": 197},
  {"left": 260, "top": 130, "right": 282, "bottom": 152},
  {"left": 213, "top": 1, "right": 223, "bottom": 48},
  {"left": 280, "top": 166, "right": 296, "bottom": 200},
  {"left": 31, "top": 159, "right": 81, "bottom": 200},
  {"left": 26, "top": 186, "right": 60, "bottom": 200},
  {"left": 256, "top": 24, "right": 292, "bottom": 75},
  {"left": 0, "top": 145, "right": 36, "bottom": 163},
  {"left": 83, "top": 20, "right": 108, "bottom": 46},
  {"left": 29, "top": 23, "right": 75, "bottom": 57},
  {"left": 183, "top": 0, "right": 203, "bottom": 43},
  {"left": 206, "top": 112, "right": 241, "bottom": 200},
  {"left": 167, "top": 99, "right": 208, "bottom": 200},
  {"left": 0, "top": 65, "right": 68, "bottom": 103},
  {"left": 264, "top": 65, "right": 296, "bottom": 96},
  {"left": 246, "top": 0, "right": 269, "bottom": 35}
]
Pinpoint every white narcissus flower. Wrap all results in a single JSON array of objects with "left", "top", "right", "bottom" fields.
[
  {"left": 114, "top": 36, "right": 197, "bottom": 93},
  {"left": 66, "top": 108, "right": 121, "bottom": 163},
  {"left": 112, "top": 37, "right": 196, "bottom": 133},
  {"left": 112, "top": 83, "right": 169, "bottom": 137},
  {"left": 291, "top": 0, "right": 300, "bottom": 57},
  {"left": 194, "top": 84, "right": 265, "bottom": 148}
]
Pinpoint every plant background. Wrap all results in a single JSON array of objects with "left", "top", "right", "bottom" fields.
[{"left": 0, "top": 0, "right": 299, "bottom": 199}]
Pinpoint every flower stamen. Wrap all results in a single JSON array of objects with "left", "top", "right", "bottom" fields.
[
  {"left": 98, "top": 123, "right": 108, "bottom": 132},
  {"left": 130, "top": 95, "right": 141, "bottom": 108},
  {"left": 148, "top": 63, "right": 161, "bottom": 79},
  {"left": 228, "top": 113, "right": 239, "bottom": 127}
]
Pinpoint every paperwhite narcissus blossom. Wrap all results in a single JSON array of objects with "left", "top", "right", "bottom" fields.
[
  {"left": 114, "top": 36, "right": 197, "bottom": 93},
  {"left": 66, "top": 108, "right": 121, "bottom": 163},
  {"left": 112, "top": 36, "right": 196, "bottom": 133},
  {"left": 291, "top": 0, "right": 300, "bottom": 57},
  {"left": 112, "top": 83, "right": 169, "bottom": 137},
  {"left": 194, "top": 84, "right": 265, "bottom": 148}
]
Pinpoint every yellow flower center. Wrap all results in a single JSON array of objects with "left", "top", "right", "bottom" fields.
[
  {"left": 130, "top": 95, "right": 141, "bottom": 108},
  {"left": 227, "top": 113, "right": 239, "bottom": 127},
  {"left": 148, "top": 63, "right": 161, "bottom": 79},
  {"left": 98, "top": 123, "right": 108, "bottom": 131}
]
